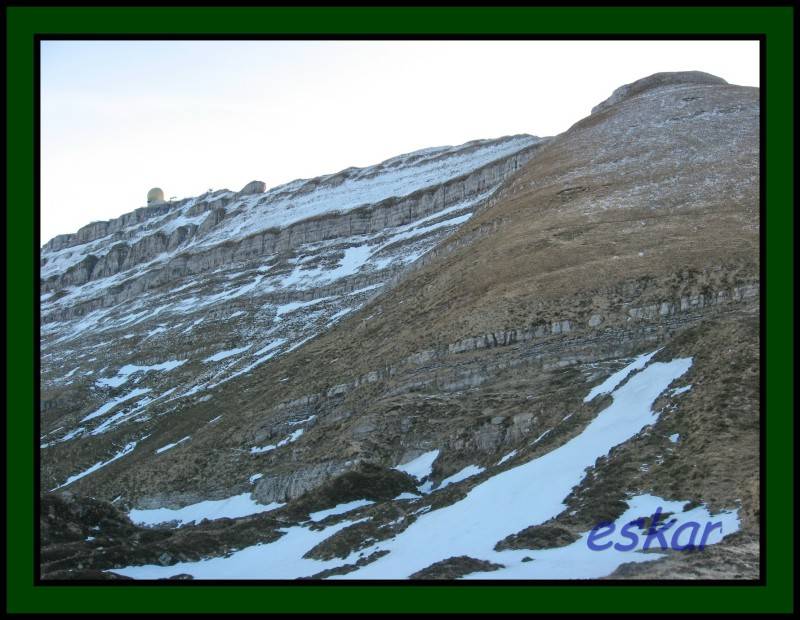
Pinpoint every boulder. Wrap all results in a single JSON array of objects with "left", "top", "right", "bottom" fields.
[{"left": 238, "top": 180, "right": 266, "bottom": 196}]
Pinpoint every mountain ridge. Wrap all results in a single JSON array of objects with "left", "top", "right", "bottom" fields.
[
  {"left": 41, "top": 134, "right": 539, "bottom": 251},
  {"left": 40, "top": 72, "right": 760, "bottom": 581}
]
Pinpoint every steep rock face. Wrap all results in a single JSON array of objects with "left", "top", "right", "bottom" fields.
[
  {"left": 41, "top": 146, "right": 537, "bottom": 317},
  {"left": 40, "top": 73, "right": 759, "bottom": 580},
  {"left": 40, "top": 135, "right": 540, "bottom": 293},
  {"left": 40, "top": 134, "right": 544, "bottom": 487}
]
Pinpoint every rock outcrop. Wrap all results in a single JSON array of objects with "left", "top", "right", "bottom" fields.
[{"left": 238, "top": 180, "right": 266, "bottom": 195}]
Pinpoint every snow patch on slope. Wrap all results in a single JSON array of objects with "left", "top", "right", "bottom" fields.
[
  {"left": 394, "top": 450, "right": 440, "bottom": 479},
  {"left": 584, "top": 349, "right": 661, "bottom": 402},
  {"left": 106, "top": 352, "right": 737, "bottom": 580},
  {"left": 250, "top": 429, "right": 304, "bottom": 454},
  {"left": 129, "top": 493, "right": 284, "bottom": 527},
  {"left": 95, "top": 360, "right": 186, "bottom": 388},
  {"left": 51, "top": 439, "right": 143, "bottom": 491}
]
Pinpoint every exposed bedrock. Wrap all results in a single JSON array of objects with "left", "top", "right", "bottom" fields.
[{"left": 40, "top": 145, "right": 540, "bottom": 304}]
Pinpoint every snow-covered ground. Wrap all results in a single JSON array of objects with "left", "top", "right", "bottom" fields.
[
  {"left": 203, "top": 346, "right": 252, "bottom": 363},
  {"left": 81, "top": 388, "right": 152, "bottom": 423},
  {"left": 583, "top": 349, "right": 660, "bottom": 402},
  {"left": 95, "top": 360, "right": 186, "bottom": 388},
  {"left": 435, "top": 464, "right": 485, "bottom": 490},
  {"left": 308, "top": 500, "right": 375, "bottom": 523},
  {"left": 394, "top": 450, "right": 440, "bottom": 479},
  {"left": 129, "top": 493, "right": 284, "bottom": 527},
  {"left": 496, "top": 450, "right": 517, "bottom": 465},
  {"left": 108, "top": 350, "right": 740, "bottom": 580},
  {"left": 155, "top": 436, "right": 190, "bottom": 454}
]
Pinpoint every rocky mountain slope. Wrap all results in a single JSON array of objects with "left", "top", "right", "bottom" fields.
[
  {"left": 40, "top": 134, "right": 542, "bottom": 472},
  {"left": 40, "top": 71, "right": 760, "bottom": 581}
]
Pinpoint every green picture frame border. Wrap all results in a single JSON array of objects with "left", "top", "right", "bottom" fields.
[{"left": 6, "top": 4, "right": 794, "bottom": 614}]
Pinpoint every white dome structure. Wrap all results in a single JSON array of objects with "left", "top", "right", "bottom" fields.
[{"left": 147, "top": 187, "right": 165, "bottom": 204}]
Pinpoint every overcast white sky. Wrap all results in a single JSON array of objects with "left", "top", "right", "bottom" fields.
[{"left": 40, "top": 40, "right": 759, "bottom": 243}]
